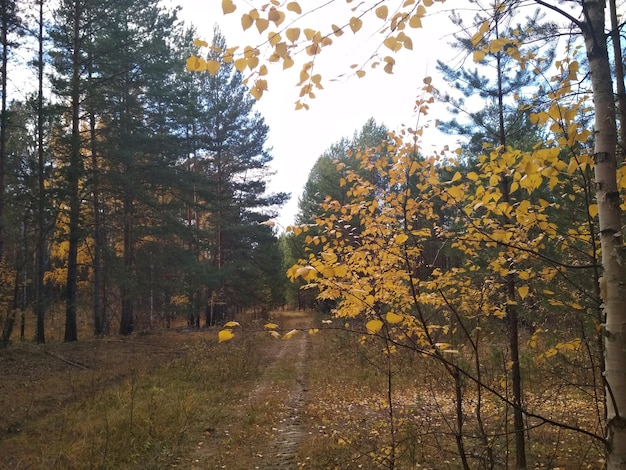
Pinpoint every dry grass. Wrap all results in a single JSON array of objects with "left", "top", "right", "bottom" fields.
[{"left": 0, "top": 310, "right": 606, "bottom": 469}]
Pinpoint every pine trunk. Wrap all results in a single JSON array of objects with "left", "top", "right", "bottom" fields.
[{"left": 64, "top": 0, "right": 81, "bottom": 342}]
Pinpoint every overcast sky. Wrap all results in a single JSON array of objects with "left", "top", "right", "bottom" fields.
[{"left": 177, "top": 1, "right": 470, "bottom": 228}]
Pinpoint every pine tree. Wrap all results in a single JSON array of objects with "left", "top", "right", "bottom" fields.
[{"left": 188, "top": 27, "right": 287, "bottom": 319}]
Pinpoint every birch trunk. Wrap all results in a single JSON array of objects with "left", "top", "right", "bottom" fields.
[{"left": 581, "top": 1, "right": 626, "bottom": 467}]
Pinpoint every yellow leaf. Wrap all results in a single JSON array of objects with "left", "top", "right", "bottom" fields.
[
  {"left": 356, "top": 70, "right": 366, "bottom": 78},
  {"left": 264, "top": 322, "right": 279, "bottom": 329},
  {"left": 308, "top": 328, "right": 320, "bottom": 335},
  {"left": 366, "top": 319, "right": 383, "bottom": 334},
  {"left": 224, "top": 321, "right": 240, "bottom": 327},
  {"left": 268, "top": 32, "right": 281, "bottom": 46},
  {"left": 386, "top": 312, "right": 403, "bottom": 324},
  {"left": 287, "top": 1, "right": 302, "bottom": 14},
  {"left": 222, "top": 0, "right": 236, "bottom": 14},
  {"left": 269, "top": 330, "right": 281, "bottom": 339},
  {"left": 489, "top": 37, "right": 508, "bottom": 53},
  {"left": 256, "top": 18, "right": 269, "bottom": 33},
  {"left": 588, "top": 204, "right": 598, "bottom": 218},
  {"left": 193, "top": 39, "right": 208, "bottom": 47},
  {"left": 282, "top": 329, "right": 299, "bottom": 339},
  {"left": 234, "top": 57, "right": 247, "bottom": 72},
  {"left": 395, "top": 233, "right": 409, "bottom": 244},
  {"left": 241, "top": 13, "right": 253, "bottom": 30},
  {"left": 286, "top": 27, "right": 300, "bottom": 43},
  {"left": 332, "top": 24, "right": 344, "bottom": 36},
  {"left": 384, "top": 36, "right": 399, "bottom": 52},
  {"left": 451, "top": 171, "right": 462, "bottom": 182},
  {"left": 423, "top": 0, "right": 433, "bottom": 5},
  {"left": 518, "top": 285, "right": 529, "bottom": 300},
  {"left": 269, "top": 8, "right": 285, "bottom": 25},
  {"left": 383, "top": 56, "right": 395, "bottom": 74},
  {"left": 250, "top": 84, "right": 264, "bottom": 100},
  {"left": 218, "top": 329, "right": 235, "bottom": 343},
  {"left": 375, "top": 5, "right": 388, "bottom": 19},
  {"left": 473, "top": 50, "right": 485, "bottom": 62},
  {"left": 349, "top": 16, "right": 362, "bottom": 33},
  {"left": 283, "top": 55, "right": 294, "bottom": 69},
  {"left": 448, "top": 185, "right": 463, "bottom": 200},
  {"left": 206, "top": 60, "right": 220, "bottom": 76},
  {"left": 185, "top": 56, "right": 206, "bottom": 72},
  {"left": 408, "top": 14, "right": 422, "bottom": 28}
]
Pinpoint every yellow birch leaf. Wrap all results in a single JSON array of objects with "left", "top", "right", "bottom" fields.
[
  {"left": 395, "top": 233, "right": 409, "bottom": 244},
  {"left": 282, "top": 329, "right": 299, "bottom": 339},
  {"left": 234, "top": 57, "right": 247, "bottom": 72},
  {"left": 409, "top": 14, "right": 422, "bottom": 28},
  {"left": 402, "top": 35, "right": 413, "bottom": 49},
  {"left": 375, "top": 5, "right": 388, "bottom": 19},
  {"left": 473, "top": 50, "right": 485, "bottom": 62},
  {"left": 269, "top": 330, "right": 281, "bottom": 339},
  {"left": 218, "top": 329, "right": 235, "bottom": 343},
  {"left": 286, "top": 27, "right": 300, "bottom": 43},
  {"left": 222, "top": 0, "right": 236, "bottom": 14},
  {"left": 268, "top": 8, "right": 284, "bottom": 25},
  {"left": 384, "top": 36, "right": 399, "bottom": 52},
  {"left": 423, "top": 0, "right": 433, "bottom": 5},
  {"left": 366, "top": 319, "right": 383, "bottom": 334},
  {"left": 186, "top": 56, "right": 206, "bottom": 72},
  {"left": 356, "top": 70, "right": 366, "bottom": 78},
  {"left": 193, "top": 39, "right": 209, "bottom": 47},
  {"left": 308, "top": 328, "right": 320, "bottom": 335},
  {"left": 588, "top": 204, "right": 598, "bottom": 217},
  {"left": 224, "top": 321, "right": 240, "bottom": 327},
  {"left": 334, "top": 265, "right": 347, "bottom": 276},
  {"left": 264, "top": 322, "right": 279, "bottom": 329},
  {"left": 451, "top": 171, "right": 462, "bottom": 182},
  {"left": 448, "top": 185, "right": 463, "bottom": 200},
  {"left": 306, "top": 44, "right": 320, "bottom": 55},
  {"left": 518, "top": 285, "right": 529, "bottom": 299},
  {"left": 241, "top": 13, "right": 253, "bottom": 30},
  {"left": 349, "top": 16, "right": 363, "bottom": 33},
  {"left": 383, "top": 56, "right": 395, "bottom": 74},
  {"left": 332, "top": 24, "right": 344, "bottom": 36},
  {"left": 386, "top": 312, "right": 403, "bottom": 324},
  {"left": 489, "top": 37, "right": 508, "bottom": 53},
  {"left": 287, "top": 2, "right": 302, "bottom": 14},
  {"left": 303, "top": 28, "right": 316, "bottom": 40},
  {"left": 283, "top": 55, "right": 294, "bottom": 69},
  {"left": 206, "top": 60, "right": 220, "bottom": 76},
  {"left": 256, "top": 18, "right": 269, "bottom": 33}
]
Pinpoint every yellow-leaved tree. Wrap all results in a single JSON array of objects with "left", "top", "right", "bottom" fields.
[{"left": 193, "top": 0, "right": 626, "bottom": 467}]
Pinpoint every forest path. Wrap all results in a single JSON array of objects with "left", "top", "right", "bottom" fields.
[{"left": 191, "top": 310, "right": 314, "bottom": 469}]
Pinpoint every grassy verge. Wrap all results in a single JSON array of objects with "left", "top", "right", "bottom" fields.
[{"left": 0, "top": 331, "right": 266, "bottom": 470}]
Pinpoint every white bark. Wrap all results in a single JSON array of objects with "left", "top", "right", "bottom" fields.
[{"left": 581, "top": 0, "right": 626, "bottom": 467}]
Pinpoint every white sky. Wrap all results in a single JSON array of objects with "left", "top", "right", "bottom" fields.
[{"left": 175, "top": 1, "right": 478, "bottom": 228}]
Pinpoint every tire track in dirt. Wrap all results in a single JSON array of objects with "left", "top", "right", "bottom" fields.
[
  {"left": 189, "top": 311, "right": 313, "bottom": 469},
  {"left": 264, "top": 321, "right": 310, "bottom": 468}
]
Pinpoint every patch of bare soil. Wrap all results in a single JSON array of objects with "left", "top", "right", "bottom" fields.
[{"left": 0, "top": 331, "right": 195, "bottom": 445}]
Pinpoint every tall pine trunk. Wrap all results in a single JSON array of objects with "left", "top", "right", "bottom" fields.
[
  {"left": 581, "top": 0, "right": 626, "bottom": 467},
  {"left": 35, "top": 0, "right": 46, "bottom": 344},
  {"left": 64, "top": 0, "right": 81, "bottom": 342},
  {"left": 0, "top": 0, "right": 9, "bottom": 346}
]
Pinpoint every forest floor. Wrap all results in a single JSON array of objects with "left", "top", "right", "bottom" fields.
[{"left": 0, "top": 310, "right": 605, "bottom": 469}]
